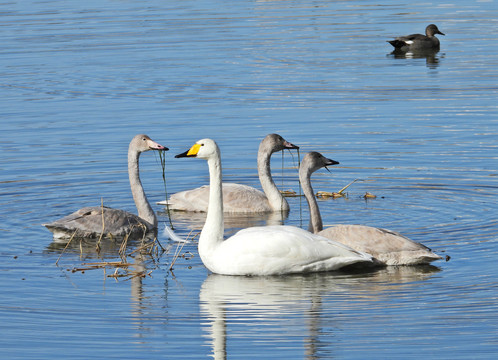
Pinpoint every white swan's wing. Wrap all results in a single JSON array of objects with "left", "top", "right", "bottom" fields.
[
  {"left": 207, "top": 225, "right": 373, "bottom": 275},
  {"left": 319, "top": 224, "right": 442, "bottom": 265}
]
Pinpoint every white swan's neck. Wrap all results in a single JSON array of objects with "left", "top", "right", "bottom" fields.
[
  {"left": 299, "top": 166, "right": 323, "bottom": 233},
  {"left": 199, "top": 153, "right": 225, "bottom": 268},
  {"left": 257, "top": 148, "right": 289, "bottom": 211},
  {"left": 128, "top": 149, "right": 156, "bottom": 228}
]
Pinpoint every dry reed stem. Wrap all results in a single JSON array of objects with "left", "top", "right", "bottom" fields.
[
  {"left": 96, "top": 198, "right": 105, "bottom": 253},
  {"left": 72, "top": 261, "right": 131, "bottom": 272},
  {"left": 57, "top": 217, "right": 164, "bottom": 281},
  {"left": 337, "top": 179, "right": 359, "bottom": 194},
  {"left": 169, "top": 230, "right": 199, "bottom": 271},
  {"left": 72, "top": 258, "right": 153, "bottom": 281},
  {"left": 119, "top": 233, "right": 129, "bottom": 260},
  {"left": 55, "top": 229, "right": 78, "bottom": 266},
  {"left": 72, "top": 233, "right": 165, "bottom": 279}
]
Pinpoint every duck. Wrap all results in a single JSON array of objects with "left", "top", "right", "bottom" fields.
[
  {"left": 44, "top": 134, "right": 167, "bottom": 241},
  {"left": 161, "top": 134, "right": 298, "bottom": 213},
  {"left": 387, "top": 24, "right": 445, "bottom": 51},
  {"left": 299, "top": 151, "right": 442, "bottom": 266},
  {"left": 174, "top": 139, "right": 373, "bottom": 275}
]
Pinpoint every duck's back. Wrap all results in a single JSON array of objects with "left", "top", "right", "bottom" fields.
[{"left": 389, "top": 31, "right": 441, "bottom": 50}]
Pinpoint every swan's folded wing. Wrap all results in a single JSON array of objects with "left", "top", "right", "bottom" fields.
[
  {"left": 213, "top": 225, "right": 372, "bottom": 275},
  {"left": 319, "top": 224, "right": 442, "bottom": 265},
  {"left": 168, "top": 185, "right": 211, "bottom": 212},
  {"left": 221, "top": 183, "right": 270, "bottom": 212},
  {"left": 44, "top": 206, "right": 149, "bottom": 241},
  {"left": 168, "top": 183, "right": 270, "bottom": 213}
]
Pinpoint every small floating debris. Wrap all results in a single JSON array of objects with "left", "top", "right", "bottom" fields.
[
  {"left": 280, "top": 190, "right": 298, "bottom": 197},
  {"left": 316, "top": 179, "right": 359, "bottom": 198},
  {"left": 363, "top": 192, "right": 377, "bottom": 199},
  {"left": 316, "top": 191, "right": 344, "bottom": 198}
]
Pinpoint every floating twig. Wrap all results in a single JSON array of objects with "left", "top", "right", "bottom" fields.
[
  {"left": 280, "top": 190, "right": 298, "bottom": 197},
  {"left": 316, "top": 179, "right": 359, "bottom": 198}
]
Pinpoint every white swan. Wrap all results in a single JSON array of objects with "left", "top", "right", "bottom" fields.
[
  {"left": 44, "top": 134, "right": 167, "bottom": 241},
  {"left": 300, "top": 151, "right": 442, "bottom": 266},
  {"left": 160, "top": 134, "right": 298, "bottom": 213},
  {"left": 175, "top": 139, "right": 373, "bottom": 276}
]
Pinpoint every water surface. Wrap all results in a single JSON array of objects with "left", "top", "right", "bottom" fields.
[{"left": 1, "top": 0, "right": 497, "bottom": 358}]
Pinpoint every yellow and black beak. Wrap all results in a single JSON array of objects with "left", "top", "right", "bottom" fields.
[{"left": 175, "top": 143, "right": 201, "bottom": 158}]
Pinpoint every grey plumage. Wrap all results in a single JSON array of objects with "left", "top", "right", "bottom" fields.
[
  {"left": 44, "top": 134, "right": 167, "bottom": 242},
  {"left": 300, "top": 151, "right": 442, "bottom": 266}
]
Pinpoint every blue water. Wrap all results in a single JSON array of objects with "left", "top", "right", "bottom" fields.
[{"left": 1, "top": 0, "right": 497, "bottom": 358}]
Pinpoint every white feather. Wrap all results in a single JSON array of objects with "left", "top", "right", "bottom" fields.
[{"left": 163, "top": 224, "right": 189, "bottom": 243}]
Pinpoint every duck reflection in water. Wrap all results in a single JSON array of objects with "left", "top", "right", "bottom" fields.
[{"left": 390, "top": 48, "right": 443, "bottom": 68}]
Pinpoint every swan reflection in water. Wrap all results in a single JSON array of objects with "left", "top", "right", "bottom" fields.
[
  {"left": 199, "top": 266, "right": 440, "bottom": 360},
  {"left": 46, "top": 238, "right": 166, "bottom": 341}
]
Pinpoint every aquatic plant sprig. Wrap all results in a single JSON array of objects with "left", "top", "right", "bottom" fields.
[
  {"left": 279, "top": 147, "right": 301, "bottom": 197},
  {"left": 280, "top": 147, "right": 301, "bottom": 219},
  {"left": 158, "top": 149, "right": 174, "bottom": 229},
  {"left": 280, "top": 147, "right": 301, "bottom": 194}
]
